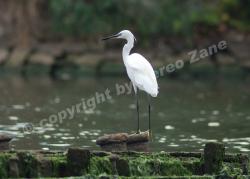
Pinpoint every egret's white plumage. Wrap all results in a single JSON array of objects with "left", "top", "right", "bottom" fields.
[
  {"left": 119, "top": 30, "right": 158, "bottom": 97},
  {"left": 102, "top": 30, "right": 158, "bottom": 134},
  {"left": 126, "top": 53, "right": 158, "bottom": 97}
]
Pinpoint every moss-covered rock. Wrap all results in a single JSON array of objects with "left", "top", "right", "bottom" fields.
[
  {"left": 204, "top": 142, "right": 225, "bottom": 174},
  {"left": 0, "top": 145, "right": 248, "bottom": 178},
  {"left": 7, "top": 156, "right": 19, "bottom": 178},
  {"left": 50, "top": 154, "right": 67, "bottom": 177},
  {"left": 67, "top": 148, "right": 90, "bottom": 176},
  {"left": 17, "top": 152, "right": 39, "bottom": 178},
  {"left": 89, "top": 156, "right": 113, "bottom": 176},
  {"left": 38, "top": 158, "right": 53, "bottom": 177},
  {"left": 0, "top": 153, "right": 11, "bottom": 178},
  {"left": 123, "top": 153, "right": 193, "bottom": 176}
]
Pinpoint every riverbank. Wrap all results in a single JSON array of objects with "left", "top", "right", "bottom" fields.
[
  {"left": 0, "top": 29, "right": 249, "bottom": 79},
  {"left": 0, "top": 142, "right": 249, "bottom": 178}
]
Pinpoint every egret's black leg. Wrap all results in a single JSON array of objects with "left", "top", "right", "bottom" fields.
[
  {"left": 148, "top": 94, "right": 151, "bottom": 135},
  {"left": 136, "top": 91, "right": 140, "bottom": 134}
]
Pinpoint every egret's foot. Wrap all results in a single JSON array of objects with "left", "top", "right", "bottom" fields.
[
  {"left": 130, "top": 130, "right": 141, "bottom": 136},
  {"left": 133, "top": 130, "right": 151, "bottom": 139},
  {"left": 145, "top": 130, "right": 153, "bottom": 141}
]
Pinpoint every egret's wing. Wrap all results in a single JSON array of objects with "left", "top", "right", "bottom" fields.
[
  {"left": 127, "top": 53, "right": 158, "bottom": 97},
  {"left": 127, "top": 53, "right": 156, "bottom": 80}
]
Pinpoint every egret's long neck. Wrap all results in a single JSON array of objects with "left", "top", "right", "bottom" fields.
[{"left": 122, "top": 38, "right": 134, "bottom": 65}]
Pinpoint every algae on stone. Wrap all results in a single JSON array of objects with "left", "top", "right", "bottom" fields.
[
  {"left": 124, "top": 153, "right": 193, "bottom": 176},
  {"left": 0, "top": 153, "right": 11, "bottom": 178},
  {"left": 50, "top": 154, "right": 67, "bottom": 177},
  {"left": 0, "top": 149, "right": 248, "bottom": 178},
  {"left": 219, "top": 162, "right": 243, "bottom": 177},
  {"left": 17, "top": 152, "right": 39, "bottom": 178},
  {"left": 89, "top": 156, "right": 113, "bottom": 176}
]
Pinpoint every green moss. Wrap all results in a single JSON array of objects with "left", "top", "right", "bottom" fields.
[
  {"left": 28, "top": 176, "right": 215, "bottom": 179},
  {"left": 182, "top": 159, "right": 203, "bottom": 175},
  {"left": 0, "top": 153, "right": 11, "bottom": 178},
  {"left": 89, "top": 156, "right": 113, "bottom": 176},
  {"left": 0, "top": 151, "right": 248, "bottom": 178},
  {"left": 17, "top": 152, "right": 39, "bottom": 178},
  {"left": 219, "top": 162, "right": 243, "bottom": 177},
  {"left": 123, "top": 153, "right": 193, "bottom": 176},
  {"left": 50, "top": 154, "right": 67, "bottom": 177}
]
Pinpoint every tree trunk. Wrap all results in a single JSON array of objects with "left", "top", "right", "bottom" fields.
[{"left": 0, "top": 0, "right": 48, "bottom": 47}]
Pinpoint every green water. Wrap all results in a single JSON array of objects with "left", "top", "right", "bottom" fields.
[{"left": 0, "top": 75, "right": 250, "bottom": 154}]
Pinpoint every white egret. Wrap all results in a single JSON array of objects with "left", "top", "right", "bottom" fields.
[{"left": 102, "top": 30, "right": 158, "bottom": 134}]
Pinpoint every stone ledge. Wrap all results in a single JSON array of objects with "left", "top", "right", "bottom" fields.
[{"left": 0, "top": 143, "right": 248, "bottom": 178}]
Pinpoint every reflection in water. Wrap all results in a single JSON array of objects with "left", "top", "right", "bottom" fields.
[{"left": 0, "top": 75, "right": 250, "bottom": 154}]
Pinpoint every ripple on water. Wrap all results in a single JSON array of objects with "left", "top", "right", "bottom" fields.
[
  {"left": 129, "top": 104, "right": 136, "bottom": 109},
  {"left": 180, "top": 136, "right": 218, "bottom": 143},
  {"left": 85, "top": 109, "right": 95, "bottom": 114},
  {"left": 61, "top": 136, "right": 75, "bottom": 140},
  {"left": 200, "top": 110, "right": 206, "bottom": 115},
  {"left": 12, "top": 104, "right": 25, "bottom": 110},
  {"left": 33, "top": 126, "right": 55, "bottom": 134},
  {"left": 212, "top": 110, "right": 220, "bottom": 115},
  {"left": 43, "top": 135, "right": 51, "bottom": 139},
  {"left": 78, "top": 123, "right": 83, "bottom": 127},
  {"left": 208, "top": 122, "right": 220, "bottom": 127},
  {"left": 164, "top": 125, "right": 175, "bottom": 130},
  {"left": 40, "top": 142, "right": 71, "bottom": 147},
  {"left": 79, "top": 130, "right": 100, "bottom": 136},
  {"left": 168, "top": 143, "right": 179, "bottom": 147},
  {"left": 191, "top": 118, "right": 206, "bottom": 123},
  {"left": 222, "top": 137, "right": 250, "bottom": 152},
  {"left": 58, "top": 128, "right": 70, "bottom": 132},
  {"left": 223, "top": 137, "right": 250, "bottom": 142},
  {"left": 158, "top": 137, "right": 166, "bottom": 143},
  {"left": 47, "top": 143, "right": 71, "bottom": 147},
  {"left": 8, "top": 116, "right": 19, "bottom": 121},
  {"left": 233, "top": 146, "right": 250, "bottom": 152},
  {"left": 246, "top": 116, "right": 250, "bottom": 120},
  {"left": 34, "top": 107, "right": 41, "bottom": 112}
]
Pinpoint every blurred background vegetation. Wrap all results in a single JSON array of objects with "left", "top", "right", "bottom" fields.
[
  {"left": 0, "top": 0, "right": 249, "bottom": 47},
  {"left": 0, "top": 0, "right": 249, "bottom": 76},
  {"left": 49, "top": 0, "right": 249, "bottom": 39},
  {"left": 49, "top": 0, "right": 250, "bottom": 46}
]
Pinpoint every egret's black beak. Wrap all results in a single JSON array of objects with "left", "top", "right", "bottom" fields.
[{"left": 102, "top": 33, "right": 120, "bottom": 41}]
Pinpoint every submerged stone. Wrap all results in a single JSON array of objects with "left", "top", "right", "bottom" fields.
[
  {"left": 96, "top": 133, "right": 128, "bottom": 152},
  {"left": 96, "top": 133, "right": 129, "bottom": 146},
  {"left": 101, "top": 142, "right": 127, "bottom": 152},
  {"left": 0, "top": 134, "right": 12, "bottom": 150},
  {"left": 127, "top": 132, "right": 150, "bottom": 152}
]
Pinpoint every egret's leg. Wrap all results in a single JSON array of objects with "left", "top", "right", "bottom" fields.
[
  {"left": 148, "top": 94, "right": 152, "bottom": 137},
  {"left": 136, "top": 92, "right": 140, "bottom": 134}
]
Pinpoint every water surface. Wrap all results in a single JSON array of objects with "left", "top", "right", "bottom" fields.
[{"left": 0, "top": 75, "right": 250, "bottom": 154}]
